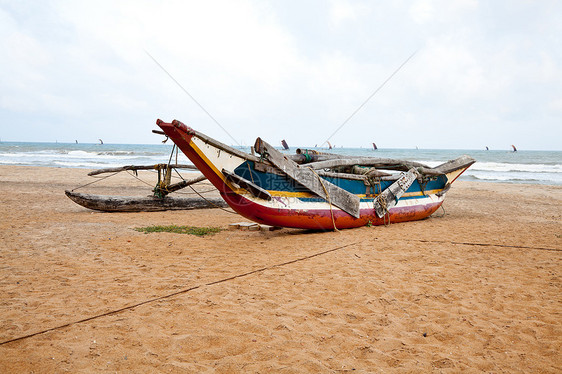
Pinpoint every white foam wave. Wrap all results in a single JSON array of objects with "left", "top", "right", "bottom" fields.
[
  {"left": 52, "top": 161, "right": 125, "bottom": 168},
  {"left": 471, "top": 162, "right": 561, "bottom": 173}
]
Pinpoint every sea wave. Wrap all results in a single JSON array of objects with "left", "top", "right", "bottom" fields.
[
  {"left": 52, "top": 161, "right": 126, "bottom": 168},
  {"left": 1, "top": 142, "right": 560, "bottom": 185},
  {"left": 470, "top": 162, "right": 561, "bottom": 174}
]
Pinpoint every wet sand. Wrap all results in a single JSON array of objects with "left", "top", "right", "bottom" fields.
[{"left": 0, "top": 165, "right": 560, "bottom": 372}]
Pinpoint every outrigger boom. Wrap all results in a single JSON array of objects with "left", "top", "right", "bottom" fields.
[{"left": 156, "top": 119, "right": 475, "bottom": 230}]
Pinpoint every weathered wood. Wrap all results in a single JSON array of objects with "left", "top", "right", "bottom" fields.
[
  {"left": 222, "top": 169, "right": 272, "bottom": 201},
  {"left": 254, "top": 160, "right": 380, "bottom": 181},
  {"left": 254, "top": 138, "right": 360, "bottom": 218},
  {"left": 169, "top": 120, "right": 262, "bottom": 163},
  {"left": 155, "top": 175, "right": 207, "bottom": 196},
  {"left": 87, "top": 164, "right": 198, "bottom": 176},
  {"left": 417, "top": 155, "right": 476, "bottom": 176},
  {"left": 65, "top": 190, "right": 227, "bottom": 212},
  {"left": 374, "top": 168, "right": 419, "bottom": 218},
  {"left": 287, "top": 153, "right": 352, "bottom": 164},
  {"left": 295, "top": 149, "right": 349, "bottom": 158},
  {"left": 348, "top": 165, "right": 392, "bottom": 178},
  {"left": 315, "top": 170, "right": 368, "bottom": 181},
  {"left": 306, "top": 157, "right": 430, "bottom": 171}
]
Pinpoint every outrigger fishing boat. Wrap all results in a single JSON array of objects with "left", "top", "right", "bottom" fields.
[
  {"left": 65, "top": 163, "right": 227, "bottom": 212},
  {"left": 156, "top": 119, "right": 475, "bottom": 230}
]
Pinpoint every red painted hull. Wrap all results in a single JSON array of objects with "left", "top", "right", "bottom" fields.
[
  {"left": 222, "top": 190, "right": 442, "bottom": 229},
  {"left": 157, "top": 119, "right": 445, "bottom": 230}
]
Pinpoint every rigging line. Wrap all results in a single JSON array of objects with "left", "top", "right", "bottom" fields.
[
  {"left": 189, "top": 185, "right": 237, "bottom": 214},
  {"left": 71, "top": 172, "right": 121, "bottom": 191},
  {"left": 402, "top": 239, "right": 561, "bottom": 253},
  {"left": 144, "top": 49, "right": 240, "bottom": 146},
  {"left": 320, "top": 50, "right": 418, "bottom": 148},
  {"left": 0, "top": 242, "right": 357, "bottom": 346},
  {"left": 171, "top": 166, "right": 234, "bottom": 212},
  {"left": 125, "top": 170, "right": 155, "bottom": 188}
]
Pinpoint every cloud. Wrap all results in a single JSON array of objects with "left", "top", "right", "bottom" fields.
[
  {"left": 410, "top": 0, "right": 478, "bottom": 25},
  {"left": 0, "top": 0, "right": 560, "bottom": 149},
  {"left": 329, "top": 0, "right": 369, "bottom": 26}
]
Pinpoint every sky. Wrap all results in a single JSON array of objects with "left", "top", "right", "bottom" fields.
[{"left": 0, "top": 0, "right": 561, "bottom": 150}]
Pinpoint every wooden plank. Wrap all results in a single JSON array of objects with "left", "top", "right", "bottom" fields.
[
  {"left": 254, "top": 138, "right": 360, "bottom": 218},
  {"left": 373, "top": 168, "right": 419, "bottom": 218},
  {"left": 222, "top": 169, "right": 272, "bottom": 201},
  {"left": 287, "top": 152, "right": 349, "bottom": 164},
  {"left": 306, "top": 157, "right": 430, "bottom": 171},
  {"left": 237, "top": 222, "right": 259, "bottom": 231},
  {"left": 87, "top": 164, "right": 197, "bottom": 176},
  {"left": 155, "top": 175, "right": 207, "bottom": 196},
  {"left": 229, "top": 222, "right": 282, "bottom": 231},
  {"left": 179, "top": 123, "right": 261, "bottom": 163},
  {"left": 259, "top": 224, "right": 282, "bottom": 231},
  {"left": 417, "top": 155, "right": 476, "bottom": 176}
]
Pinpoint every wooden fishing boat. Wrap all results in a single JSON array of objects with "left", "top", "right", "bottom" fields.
[{"left": 156, "top": 119, "right": 475, "bottom": 230}]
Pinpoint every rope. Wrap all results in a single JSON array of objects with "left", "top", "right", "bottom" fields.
[
  {"left": 246, "top": 161, "right": 256, "bottom": 184},
  {"left": 125, "top": 170, "right": 156, "bottom": 188},
  {"left": 0, "top": 242, "right": 358, "bottom": 346},
  {"left": 434, "top": 204, "right": 446, "bottom": 218},
  {"left": 70, "top": 172, "right": 121, "bottom": 191},
  {"left": 126, "top": 169, "right": 215, "bottom": 195},
  {"left": 308, "top": 167, "right": 339, "bottom": 232},
  {"left": 172, "top": 189, "right": 217, "bottom": 196},
  {"left": 189, "top": 185, "right": 238, "bottom": 215},
  {"left": 172, "top": 167, "right": 237, "bottom": 214},
  {"left": 375, "top": 194, "right": 391, "bottom": 226}
]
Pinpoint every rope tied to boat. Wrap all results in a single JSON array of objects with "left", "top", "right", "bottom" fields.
[
  {"left": 308, "top": 167, "right": 339, "bottom": 232},
  {"left": 366, "top": 175, "right": 381, "bottom": 196},
  {"left": 70, "top": 171, "right": 121, "bottom": 191},
  {"left": 171, "top": 167, "right": 237, "bottom": 214},
  {"left": 375, "top": 194, "right": 390, "bottom": 226}
]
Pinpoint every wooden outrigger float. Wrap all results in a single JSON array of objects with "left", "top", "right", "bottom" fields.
[
  {"left": 65, "top": 163, "right": 228, "bottom": 212},
  {"left": 65, "top": 190, "right": 226, "bottom": 212},
  {"left": 156, "top": 119, "right": 475, "bottom": 230}
]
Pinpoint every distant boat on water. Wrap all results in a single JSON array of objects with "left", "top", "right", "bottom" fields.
[
  {"left": 511, "top": 144, "right": 517, "bottom": 152},
  {"left": 99, "top": 139, "right": 104, "bottom": 145},
  {"left": 372, "top": 142, "right": 378, "bottom": 150},
  {"left": 281, "top": 139, "right": 289, "bottom": 150}
]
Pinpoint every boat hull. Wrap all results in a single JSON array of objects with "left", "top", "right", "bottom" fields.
[{"left": 157, "top": 119, "right": 469, "bottom": 230}]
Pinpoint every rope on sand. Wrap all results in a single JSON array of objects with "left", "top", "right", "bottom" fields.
[
  {"left": 0, "top": 242, "right": 358, "bottom": 346},
  {"left": 401, "top": 239, "right": 561, "bottom": 252}
]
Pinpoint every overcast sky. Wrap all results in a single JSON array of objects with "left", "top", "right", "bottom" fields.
[{"left": 1, "top": 0, "right": 561, "bottom": 150}]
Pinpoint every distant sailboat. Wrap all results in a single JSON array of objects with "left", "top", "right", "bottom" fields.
[
  {"left": 486, "top": 146, "right": 489, "bottom": 151},
  {"left": 281, "top": 139, "right": 289, "bottom": 150},
  {"left": 327, "top": 141, "right": 333, "bottom": 150},
  {"left": 99, "top": 139, "right": 104, "bottom": 145},
  {"left": 511, "top": 144, "right": 517, "bottom": 152},
  {"left": 372, "top": 142, "right": 378, "bottom": 150}
]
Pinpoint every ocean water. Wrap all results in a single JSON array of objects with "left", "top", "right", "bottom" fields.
[{"left": 0, "top": 141, "right": 560, "bottom": 185}]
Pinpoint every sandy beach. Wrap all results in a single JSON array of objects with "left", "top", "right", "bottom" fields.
[{"left": 0, "top": 165, "right": 560, "bottom": 372}]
